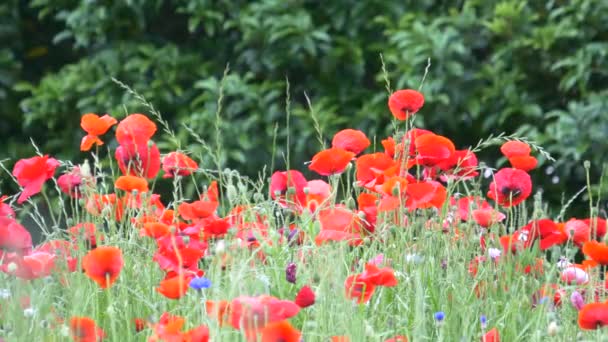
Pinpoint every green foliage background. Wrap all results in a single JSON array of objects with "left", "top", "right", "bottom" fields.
[{"left": 1, "top": 0, "right": 608, "bottom": 215}]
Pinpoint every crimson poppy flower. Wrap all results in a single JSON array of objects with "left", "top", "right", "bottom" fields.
[
  {"left": 388, "top": 89, "right": 425, "bottom": 120},
  {"left": 12, "top": 155, "right": 60, "bottom": 204},
  {"left": 162, "top": 152, "right": 198, "bottom": 178},
  {"left": 0, "top": 217, "right": 32, "bottom": 254},
  {"left": 295, "top": 285, "right": 316, "bottom": 308},
  {"left": 472, "top": 209, "right": 506, "bottom": 228},
  {"left": 583, "top": 241, "right": 608, "bottom": 265},
  {"left": 487, "top": 168, "right": 532, "bottom": 207},
  {"left": 482, "top": 327, "right": 500, "bottom": 342},
  {"left": 82, "top": 246, "right": 124, "bottom": 289},
  {"left": 37, "top": 239, "right": 78, "bottom": 272},
  {"left": 153, "top": 244, "right": 205, "bottom": 274},
  {"left": 115, "top": 141, "right": 161, "bottom": 179},
  {"left": 80, "top": 113, "right": 117, "bottom": 151},
  {"left": 414, "top": 134, "right": 455, "bottom": 167},
  {"left": 270, "top": 170, "right": 308, "bottom": 207},
  {"left": 115, "top": 113, "right": 157, "bottom": 146},
  {"left": 508, "top": 155, "right": 538, "bottom": 172},
  {"left": 184, "top": 325, "right": 210, "bottom": 342},
  {"left": 157, "top": 274, "right": 191, "bottom": 299},
  {"left": 332, "top": 129, "right": 371, "bottom": 155},
  {"left": 500, "top": 141, "right": 531, "bottom": 158},
  {"left": 260, "top": 320, "right": 301, "bottom": 342},
  {"left": 70, "top": 317, "right": 105, "bottom": 342},
  {"left": 360, "top": 263, "right": 398, "bottom": 287},
  {"left": 58, "top": 167, "right": 90, "bottom": 198},
  {"left": 578, "top": 302, "right": 608, "bottom": 330},
  {"left": 114, "top": 175, "right": 149, "bottom": 193},
  {"left": 309, "top": 148, "right": 355, "bottom": 176}
]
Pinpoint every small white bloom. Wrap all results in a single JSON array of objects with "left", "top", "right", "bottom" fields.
[
  {"left": 0, "top": 289, "right": 11, "bottom": 299},
  {"left": 23, "top": 307, "right": 37, "bottom": 317},
  {"left": 547, "top": 321, "right": 559, "bottom": 336},
  {"left": 488, "top": 248, "right": 501, "bottom": 260}
]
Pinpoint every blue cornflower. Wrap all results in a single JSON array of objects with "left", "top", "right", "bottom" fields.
[
  {"left": 480, "top": 315, "right": 487, "bottom": 329},
  {"left": 189, "top": 276, "right": 212, "bottom": 290},
  {"left": 434, "top": 311, "right": 445, "bottom": 322}
]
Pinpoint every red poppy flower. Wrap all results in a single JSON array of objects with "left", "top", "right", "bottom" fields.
[
  {"left": 500, "top": 141, "right": 531, "bottom": 158},
  {"left": 115, "top": 141, "right": 161, "bottom": 179},
  {"left": 414, "top": 134, "right": 455, "bottom": 167},
  {"left": 345, "top": 274, "right": 376, "bottom": 304},
  {"left": 360, "top": 263, "right": 398, "bottom": 287},
  {"left": 141, "top": 222, "right": 171, "bottom": 239},
  {"left": 472, "top": 208, "right": 505, "bottom": 228},
  {"left": 0, "top": 196, "right": 14, "bottom": 218},
  {"left": 355, "top": 153, "right": 398, "bottom": 190},
  {"left": 578, "top": 302, "right": 608, "bottom": 330},
  {"left": 69, "top": 222, "right": 103, "bottom": 248},
  {"left": 582, "top": 217, "right": 608, "bottom": 241},
  {"left": 482, "top": 327, "right": 500, "bottom": 342},
  {"left": 12, "top": 155, "right": 60, "bottom": 204},
  {"left": 332, "top": 129, "right": 371, "bottom": 155},
  {"left": 82, "top": 246, "right": 124, "bottom": 289},
  {"left": 134, "top": 318, "right": 146, "bottom": 332},
  {"left": 178, "top": 199, "right": 219, "bottom": 222},
  {"left": 114, "top": 175, "right": 149, "bottom": 193},
  {"left": 58, "top": 167, "right": 90, "bottom": 198},
  {"left": 437, "top": 149, "right": 479, "bottom": 180},
  {"left": 295, "top": 285, "right": 316, "bottom": 308},
  {"left": 406, "top": 181, "right": 447, "bottom": 210},
  {"left": 115, "top": 113, "right": 157, "bottom": 146},
  {"left": 508, "top": 155, "right": 538, "bottom": 172},
  {"left": 487, "top": 168, "right": 532, "bottom": 207},
  {"left": 157, "top": 274, "right": 191, "bottom": 299},
  {"left": 583, "top": 241, "right": 608, "bottom": 265},
  {"left": 564, "top": 219, "right": 591, "bottom": 247},
  {"left": 388, "top": 89, "right": 425, "bottom": 120},
  {"left": 270, "top": 170, "right": 308, "bottom": 207},
  {"left": 309, "top": 148, "right": 355, "bottom": 176},
  {"left": 260, "top": 320, "right": 301, "bottom": 342},
  {"left": 305, "top": 179, "right": 332, "bottom": 212},
  {"left": 227, "top": 295, "right": 300, "bottom": 331},
  {"left": 80, "top": 113, "right": 117, "bottom": 151},
  {"left": 0, "top": 217, "right": 32, "bottom": 254},
  {"left": 162, "top": 152, "right": 198, "bottom": 178},
  {"left": 148, "top": 312, "right": 187, "bottom": 342},
  {"left": 70, "top": 317, "right": 105, "bottom": 342},
  {"left": 385, "top": 336, "right": 408, "bottom": 342}
]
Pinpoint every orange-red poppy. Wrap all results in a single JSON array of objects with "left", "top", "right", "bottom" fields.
[
  {"left": 115, "top": 113, "right": 157, "bottom": 146},
  {"left": 309, "top": 148, "right": 355, "bottom": 176},
  {"left": 260, "top": 320, "right": 301, "bottom": 342},
  {"left": 114, "top": 175, "right": 149, "bottom": 193},
  {"left": 508, "top": 155, "right": 538, "bottom": 171},
  {"left": 80, "top": 113, "right": 117, "bottom": 151},
  {"left": 385, "top": 337, "right": 408, "bottom": 342},
  {"left": 500, "top": 140, "right": 531, "bottom": 158},
  {"left": 332, "top": 129, "right": 371, "bottom": 155},
  {"left": 141, "top": 222, "right": 171, "bottom": 239},
  {"left": 345, "top": 274, "right": 376, "bottom": 304},
  {"left": 482, "top": 327, "right": 500, "bottom": 342},
  {"left": 69, "top": 222, "right": 103, "bottom": 248},
  {"left": 578, "top": 302, "right": 608, "bottom": 330},
  {"left": 406, "top": 181, "right": 447, "bottom": 210},
  {"left": 12, "top": 155, "right": 60, "bottom": 204},
  {"left": 583, "top": 241, "right": 608, "bottom": 265},
  {"left": 414, "top": 134, "right": 455, "bottom": 167},
  {"left": 115, "top": 141, "right": 161, "bottom": 179},
  {"left": 69, "top": 316, "right": 105, "bottom": 342},
  {"left": 82, "top": 246, "right": 124, "bottom": 289},
  {"left": 355, "top": 153, "right": 398, "bottom": 189},
  {"left": 156, "top": 274, "right": 191, "bottom": 299},
  {"left": 162, "top": 152, "right": 198, "bottom": 178},
  {"left": 388, "top": 89, "right": 425, "bottom": 120}
]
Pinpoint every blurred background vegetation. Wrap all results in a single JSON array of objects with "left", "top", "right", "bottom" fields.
[{"left": 1, "top": 0, "right": 608, "bottom": 217}]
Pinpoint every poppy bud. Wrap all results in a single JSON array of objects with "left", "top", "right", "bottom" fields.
[
  {"left": 570, "top": 291, "right": 584, "bottom": 311},
  {"left": 286, "top": 262, "right": 297, "bottom": 284}
]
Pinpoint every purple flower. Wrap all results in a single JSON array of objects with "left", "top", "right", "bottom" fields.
[
  {"left": 286, "top": 262, "right": 297, "bottom": 284},
  {"left": 570, "top": 290, "right": 584, "bottom": 311}
]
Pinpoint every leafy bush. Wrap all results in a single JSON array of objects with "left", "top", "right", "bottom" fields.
[{"left": 2, "top": 0, "right": 608, "bottom": 215}]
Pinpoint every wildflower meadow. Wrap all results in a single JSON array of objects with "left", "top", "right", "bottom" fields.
[{"left": 2, "top": 73, "right": 608, "bottom": 342}]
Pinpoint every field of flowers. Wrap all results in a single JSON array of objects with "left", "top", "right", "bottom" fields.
[{"left": 1, "top": 79, "right": 608, "bottom": 341}]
